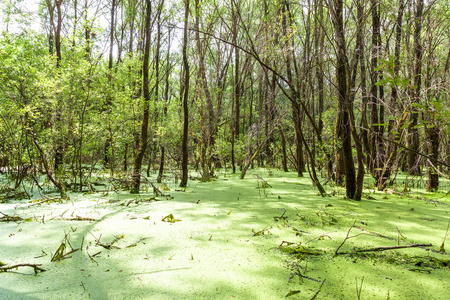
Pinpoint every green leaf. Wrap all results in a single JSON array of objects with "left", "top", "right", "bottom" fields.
[
  {"left": 432, "top": 101, "right": 442, "bottom": 112},
  {"left": 401, "top": 78, "right": 410, "bottom": 87},
  {"left": 401, "top": 123, "right": 410, "bottom": 130},
  {"left": 161, "top": 214, "right": 181, "bottom": 223},
  {"left": 285, "top": 290, "right": 301, "bottom": 298},
  {"left": 412, "top": 103, "right": 426, "bottom": 110}
]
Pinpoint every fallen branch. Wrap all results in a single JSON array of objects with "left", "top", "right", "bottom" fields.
[
  {"left": 255, "top": 175, "right": 272, "bottom": 187},
  {"left": 125, "top": 196, "right": 158, "bottom": 206},
  {"left": 139, "top": 174, "right": 169, "bottom": 198},
  {"left": 90, "top": 232, "right": 123, "bottom": 250},
  {"left": 27, "top": 196, "right": 63, "bottom": 207},
  {"left": 353, "top": 226, "right": 450, "bottom": 256},
  {"left": 62, "top": 216, "right": 97, "bottom": 222},
  {"left": 339, "top": 243, "right": 432, "bottom": 255},
  {"left": 0, "top": 211, "right": 23, "bottom": 222},
  {"left": 427, "top": 159, "right": 450, "bottom": 180},
  {"left": 386, "top": 189, "right": 448, "bottom": 205},
  {"left": 27, "top": 199, "right": 53, "bottom": 207},
  {"left": 419, "top": 246, "right": 450, "bottom": 257},
  {"left": 0, "top": 263, "right": 46, "bottom": 274}
]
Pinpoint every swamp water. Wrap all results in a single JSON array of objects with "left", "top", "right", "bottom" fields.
[{"left": 1, "top": 170, "right": 449, "bottom": 299}]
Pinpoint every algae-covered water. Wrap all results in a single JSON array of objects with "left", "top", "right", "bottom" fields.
[{"left": 1, "top": 169, "right": 449, "bottom": 299}]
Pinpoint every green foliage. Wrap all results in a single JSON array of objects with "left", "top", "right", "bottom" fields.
[{"left": 375, "top": 56, "right": 410, "bottom": 89}]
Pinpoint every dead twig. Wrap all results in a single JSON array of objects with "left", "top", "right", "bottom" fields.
[
  {"left": 310, "top": 279, "right": 326, "bottom": 300},
  {"left": 0, "top": 263, "right": 46, "bottom": 274},
  {"left": 334, "top": 221, "right": 359, "bottom": 256},
  {"left": 356, "top": 277, "right": 364, "bottom": 300},
  {"left": 440, "top": 219, "right": 450, "bottom": 252}
]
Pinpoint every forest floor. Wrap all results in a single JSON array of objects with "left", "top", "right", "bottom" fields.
[{"left": 1, "top": 169, "right": 450, "bottom": 299}]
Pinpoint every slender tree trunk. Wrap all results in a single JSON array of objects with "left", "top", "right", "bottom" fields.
[
  {"left": 147, "top": 3, "right": 163, "bottom": 178},
  {"left": 47, "top": 0, "right": 64, "bottom": 173},
  {"left": 180, "top": 0, "right": 190, "bottom": 188},
  {"left": 426, "top": 127, "right": 439, "bottom": 191},
  {"left": 123, "top": 143, "right": 128, "bottom": 172},
  {"left": 281, "top": 1, "right": 302, "bottom": 176},
  {"left": 370, "top": 0, "right": 382, "bottom": 180},
  {"left": 195, "top": 0, "right": 216, "bottom": 178},
  {"left": 104, "top": 0, "right": 116, "bottom": 169},
  {"left": 280, "top": 128, "right": 288, "bottom": 172},
  {"left": 379, "top": 0, "right": 404, "bottom": 190},
  {"left": 231, "top": 4, "right": 240, "bottom": 174},
  {"left": 72, "top": 0, "right": 78, "bottom": 49},
  {"left": 407, "top": 0, "right": 424, "bottom": 175},
  {"left": 157, "top": 27, "right": 171, "bottom": 183},
  {"left": 130, "top": 0, "right": 152, "bottom": 194}
]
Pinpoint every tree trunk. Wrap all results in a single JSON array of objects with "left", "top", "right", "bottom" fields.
[
  {"left": 379, "top": 0, "right": 404, "bottom": 190},
  {"left": 328, "top": 0, "right": 357, "bottom": 199},
  {"left": 280, "top": 128, "right": 288, "bottom": 172},
  {"left": 157, "top": 26, "right": 171, "bottom": 183},
  {"left": 46, "top": 0, "right": 64, "bottom": 172},
  {"left": 370, "top": 0, "right": 384, "bottom": 184},
  {"left": 426, "top": 126, "right": 439, "bottom": 191},
  {"left": 231, "top": 4, "right": 240, "bottom": 174},
  {"left": 180, "top": 0, "right": 190, "bottom": 188},
  {"left": 407, "top": 0, "right": 424, "bottom": 176},
  {"left": 130, "top": 0, "right": 152, "bottom": 194},
  {"left": 104, "top": 0, "right": 116, "bottom": 169},
  {"left": 281, "top": 1, "right": 303, "bottom": 176}
]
